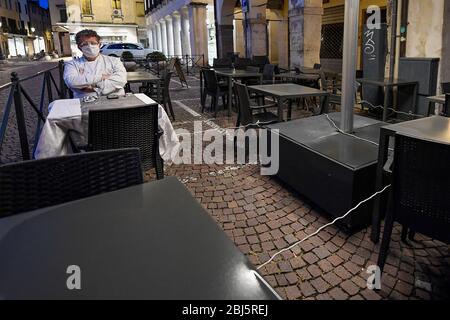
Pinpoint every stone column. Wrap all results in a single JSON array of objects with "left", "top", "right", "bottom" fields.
[
  {"left": 148, "top": 26, "right": 154, "bottom": 50},
  {"left": 216, "top": 24, "right": 234, "bottom": 58},
  {"left": 152, "top": 28, "right": 158, "bottom": 50},
  {"left": 289, "top": 0, "right": 323, "bottom": 69},
  {"left": 303, "top": 1, "right": 323, "bottom": 67},
  {"left": 180, "top": 6, "right": 191, "bottom": 56},
  {"left": 172, "top": 12, "right": 183, "bottom": 56},
  {"left": 156, "top": 22, "right": 163, "bottom": 52},
  {"left": 289, "top": 6, "right": 304, "bottom": 69},
  {"left": 243, "top": 0, "right": 267, "bottom": 58},
  {"left": 188, "top": 1, "right": 208, "bottom": 64},
  {"left": 160, "top": 19, "right": 168, "bottom": 55},
  {"left": 166, "top": 16, "right": 174, "bottom": 56}
]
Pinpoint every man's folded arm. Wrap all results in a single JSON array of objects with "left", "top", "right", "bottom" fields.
[
  {"left": 63, "top": 61, "right": 102, "bottom": 89},
  {"left": 96, "top": 60, "right": 127, "bottom": 95}
]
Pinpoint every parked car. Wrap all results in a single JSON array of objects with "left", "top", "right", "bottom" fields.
[{"left": 100, "top": 43, "right": 153, "bottom": 59}]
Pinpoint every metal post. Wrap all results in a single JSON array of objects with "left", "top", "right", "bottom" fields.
[
  {"left": 11, "top": 72, "right": 30, "bottom": 160},
  {"left": 340, "top": 0, "right": 360, "bottom": 133},
  {"left": 59, "top": 59, "right": 66, "bottom": 99},
  {"left": 186, "top": 54, "right": 189, "bottom": 75},
  {"left": 389, "top": 0, "right": 398, "bottom": 81},
  {"left": 46, "top": 72, "right": 53, "bottom": 103}
]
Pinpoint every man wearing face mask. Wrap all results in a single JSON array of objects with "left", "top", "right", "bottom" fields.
[{"left": 63, "top": 29, "right": 127, "bottom": 99}]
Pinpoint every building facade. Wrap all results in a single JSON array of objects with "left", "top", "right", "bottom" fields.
[
  {"left": 28, "top": 0, "right": 53, "bottom": 55},
  {"left": 0, "top": 0, "right": 52, "bottom": 58},
  {"left": 144, "top": 0, "right": 217, "bottom": 65},
  {"left": 52, "top": 0, "right": 148, "bottom": 57},
  {"left": 48, "top": 0, "right": 71, "bottom": 56}
]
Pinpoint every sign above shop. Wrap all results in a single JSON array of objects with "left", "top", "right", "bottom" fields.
[{"left": 241, "top": 0, "right": 249, "bottom": 13}]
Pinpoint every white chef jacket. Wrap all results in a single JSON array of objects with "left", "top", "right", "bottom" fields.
[{"left": 63, "top": 54, "right": 127, "bottom": 99}]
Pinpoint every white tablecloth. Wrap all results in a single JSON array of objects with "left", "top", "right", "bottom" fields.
[{"left": 34, "top": 94, "right": 180, "bottom": 161}]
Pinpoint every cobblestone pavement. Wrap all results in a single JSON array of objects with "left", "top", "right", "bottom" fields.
[{"left": 1, "top": 64, "right": 449, "bottom": 300}]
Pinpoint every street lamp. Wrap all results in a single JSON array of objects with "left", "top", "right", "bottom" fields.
[{"left": 31, "top": 27, "right": 35, "bottom": 33}]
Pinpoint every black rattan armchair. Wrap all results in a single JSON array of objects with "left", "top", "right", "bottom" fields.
[
  {"left": 234, "top": 82, "right": 278, "bottom": 127},
  {"left": 0, "top": 148, "right": 143, "bottom": 218},
  {"left": 88, "top": 104, "right": 164, "bottom": 179},
  {"left": 377, "top": 133, "right": 450, "bottom": 273}
]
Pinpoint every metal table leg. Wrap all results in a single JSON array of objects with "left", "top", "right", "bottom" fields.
[
  {"left": 382, "top": 85, "right": 390, "bottom": 122},
  {"left": 277, "top": 97, "right": 284, "bottom": 122},
  {"left": 371, "top": 127, "right": 391, "bottom": 243},
  {"left": 228, "top": 76, "right": 232, "bottom": 116}
]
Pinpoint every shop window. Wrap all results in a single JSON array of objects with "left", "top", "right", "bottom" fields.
[
  {"left": 320, "top": 23, "right": 344, "bottom": 59},
  {"left": 136, "top": 1, "right": 144, "bottom": 17},
  {"left": 81, "top": 0, "right": 93, "bottom": 15},
  {"left": 112, "top": 0, "right": 121, "bottom": 10}
]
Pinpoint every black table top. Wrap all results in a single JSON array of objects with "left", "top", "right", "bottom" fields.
[
  {"left": 266, "top": 113, "right": 382, "bottom": 169},
  {"left": 426, "top": 95, "right": 445, "bottom": 104},
  {"left": 80, "top": 94, "right": 157, "bottom": 112},
  {"left": 0, "top": 177, "right": 280, "bottom": 300},
  {"left": 382, "top": 116, "right": 450, "bottom": 145},
  {"left": 248, "top": 83, "right": 328, "bottom": 99},
  {"left": 356, "top": 78, "right": 418, "bottom": 86}
]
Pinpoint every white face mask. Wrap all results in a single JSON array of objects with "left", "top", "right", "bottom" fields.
[{"left": 81, "top": 44, "right": 100, "bottom": 59}]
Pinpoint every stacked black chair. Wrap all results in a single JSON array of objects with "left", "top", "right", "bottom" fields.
[
  {"left": 202, "top": 69, "right": 229, "bottom": 117},
  {"left": 88, "top": 104, "right": 164, "bottom": 179},
  {"left": 444, "top": 94, "right": 450, "bottom": 117},
  {"left": 0, "top": 148, "right": 143, "bottom": 218},
  {"left": 234, "top": 82, "right": 278, "bottom": 127},
  {"left": 213, "top": 58, "right": 232, "bottom": 69},
  {"left": 252, "top": 55, "right": 270, "bottom": 72},
  {"left": 226, "top": 52, "right": 239, "bottom": 63},
  {"left": 234, "top": 57, "right": 252, "bottom": 70},
  {"left": 377, "top": 133, "right": 450, "bottom": 273},
  {"left": 441, "top": 82, "right": 450, "bottom": 94}
]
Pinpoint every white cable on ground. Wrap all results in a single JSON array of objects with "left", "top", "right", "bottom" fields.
[{"left": 257, "top": 184, "right": 391, "bottom": 270}]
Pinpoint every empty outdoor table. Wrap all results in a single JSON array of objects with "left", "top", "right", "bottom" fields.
[
  {"left": 247, "top": 83, "right": 329, "bottom": 121},
  {"left": 0, "top": 177, "right": 281, "bottom": 300},
  {"left": 215, "top": 68, "right": 263, "bottom": 116},
  {"left": 356, "top": 78, "right": 419, "bottom": 121},
  {"left": 371, "top": 116, "right": 450, "bottom": 243},
  {"left": 126, "top": 71, "right": 161, "bottom": 101}
]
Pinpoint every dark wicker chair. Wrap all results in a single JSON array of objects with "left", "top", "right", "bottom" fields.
[
  {"left": 140, "top": 70, "right": 175, "bottom": 120},
  {"left": 202, "top": 69, "right": 229, "bottom": 117},
  {"left": 156, "top": 70, "right": 175, "bottom": 120},
  {"left": 88, "top": 104, "right": 164, "bottom": 179},
  {"left": 377, "top": 133, "right": 450, "bottom": 273},
  {"left": 0, "top": 148, "right": 143, "bottom": 218},
  {"left": 234, "top": 82, "right": 278, "bottom": 127}
]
